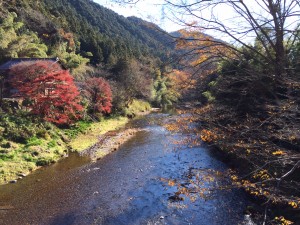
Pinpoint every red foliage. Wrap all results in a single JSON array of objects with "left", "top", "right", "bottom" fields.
[
  {"left": 83, "top": 77, "right": 112, "bottom": 114},
  {"left": 10, "top": 61, "right": 83, "bottom": 124}
]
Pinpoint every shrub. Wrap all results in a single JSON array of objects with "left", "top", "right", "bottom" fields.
[
  {"left": 121, "top": 99, "right": 151, "bottom": 117},
  {"left": 202, "top": 91, "right": 215, "bottom": 103},
  {"left": 26, "top": 137, "right": 43, "bottom": 147}
]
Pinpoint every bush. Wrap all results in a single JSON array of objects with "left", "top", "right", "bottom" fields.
[
  {"left": 215, "top": 59, "right": 276, "bottom": 115},
  {"left": 64, "top": 120, "right": 92, "bottom": 139},
  {"left": 26, "top": 137, "right": 43, "bottom": 147},
  {"left": 36, "top": 158, "right": 52, "bottom": 166},
  {"left": 121, "top": 99, "right": 151, "bottom": 117},
  {"left": 36, "top": 129, "right": 50, "bottom": 139},
  {"left": 47, "top": 140, "right": 57, "bottom": 148},
  {"left": 23, "top": 154, "right": 35, "bottom": 162},
  {"left": 0, "top": 152, "right": 16, "bottom": 160},
  {"left": 202, "top": 91, "right": 215, "bottom": 103},
  {"left": 0, "top": 112, "right": 38, "bottom": 143}
]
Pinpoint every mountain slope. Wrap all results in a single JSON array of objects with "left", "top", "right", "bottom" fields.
[{"left": 3, "top": 0, "right": 174, "bottom": 65}]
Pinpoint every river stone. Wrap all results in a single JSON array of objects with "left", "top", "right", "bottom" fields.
[
  {"left": 0, "top": 206, "right": 14, "bottom": 210},
  {"left": 18, "top": 173, "right": 27, "bottom": 177}
]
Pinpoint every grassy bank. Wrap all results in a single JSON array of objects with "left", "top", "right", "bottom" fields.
[
  {"left": 0, "top": 115, "right": 129, "bottom": 184},
  {"left": 0, "top": 99, "right": 151, "bottom": 184},
  {"left": 68, "top": 116, "right": 128, "bottom": 152},
  {"left": 0, "top": 112, "right": 68, "bottom": 184}
]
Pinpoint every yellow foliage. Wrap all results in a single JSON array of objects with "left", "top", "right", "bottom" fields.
[
  {"left": 230, "top": 175, "right": 238, "bottom": 181},
  {"left": 200, "top": 129, "right": 217, "bottom": 142},
  {"left": 167, "top": 69, "right": 196, "bottom": 93},
  {"left": 272, "top": 150, "right": 286, "bottom": 155},
  {"left": 253, "top": 170, "right": 270, "bottom": 180},
  {"left": 288, "top": 201, "right": 298, "bottom": 209},
  {"left": 275, "top": 216, "right": 294, "bottom": 225}
]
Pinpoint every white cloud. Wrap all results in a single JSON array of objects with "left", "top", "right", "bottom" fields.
[{"left": 94, "top": 0, "right": 184, "bottom": 32}]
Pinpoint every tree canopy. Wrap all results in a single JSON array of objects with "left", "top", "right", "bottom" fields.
[
  {"left": 83, "top": 77, "right": 112, "bottom": 116},
  {"left": 10, "top": 61, "right": 83, "bottom": 124}
]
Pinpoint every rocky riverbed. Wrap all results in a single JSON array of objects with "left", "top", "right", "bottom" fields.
[{"left": 79, "top": 128, "right": 144, "bottom": 160}]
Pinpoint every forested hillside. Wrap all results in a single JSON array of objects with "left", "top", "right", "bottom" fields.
[{"left": 1, "top": 0, "right": 174, "bottom": 66}]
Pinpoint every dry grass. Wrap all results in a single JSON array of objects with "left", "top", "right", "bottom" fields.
[{"left": 69, "top": 116, "right": 128, "bottom": 152}]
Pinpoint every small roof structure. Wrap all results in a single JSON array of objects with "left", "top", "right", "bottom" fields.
[{"left": 0, "top": 57, "right": 60, "bottom": 71}]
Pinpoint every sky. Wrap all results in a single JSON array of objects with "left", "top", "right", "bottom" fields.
[
  {"left": 93, "top": 0, "right": 243, "bottom": 41},
  {"left": 93, "top": 0, "right": 254, "bottom": 41},
  {"left": 93, "top": 0, "right": 299, "bottom": 44},
  {"left": 94, "top": 0, "right": 185, "bottom": 32}
]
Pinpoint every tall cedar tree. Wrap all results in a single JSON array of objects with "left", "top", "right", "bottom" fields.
[
  {"left": 10, "top": 61, "right": 83, "bottom": 124},
  {"left": 83, "top": 77, "right": 112, "bottom": 115}
]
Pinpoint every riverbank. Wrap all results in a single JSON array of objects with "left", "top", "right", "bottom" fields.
[
  {"left": 68, "top": 117, "right": 129, "bottom": 152},
  {"left": 0, "top": 100, "right": 154, "bottom": 185},
  {"left": 0, "top": 115, "right": 130, "bottom": 185},
  {"left": 189, "top": 104, "right": 300, "bottom": 223},
  {"left": 161, "top": 104, "right": 299, "bottom": 223},
  {"left": 79, "top": 128, "right": 144, "bottom": 160}
]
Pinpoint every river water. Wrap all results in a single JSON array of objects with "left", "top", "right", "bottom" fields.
[{"left": 0, "top": 113, "right": 255, "bottom": 225}]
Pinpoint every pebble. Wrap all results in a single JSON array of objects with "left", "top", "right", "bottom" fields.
[
  {"left": 9, "top": 180, "right": 17, "bottom": 184},
  {"left": 18, "top": 173, "right": 27, "bottom": 177},
  {"left": 160, "top": 216, "right": 164, "bottom": 219}
]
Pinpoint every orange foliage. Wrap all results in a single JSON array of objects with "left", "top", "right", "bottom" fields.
[
  {"left": 176, "top": 29, "right": 234, "bottom": 77},
  {"left": 58, "top": 29, "right": 76, "bottom": 51},
  {"left": 200, "top": 129, "right": 217, "bottom": 143},
  {"left": 167, "top": 69, "right": 196, "bottom": 94}
]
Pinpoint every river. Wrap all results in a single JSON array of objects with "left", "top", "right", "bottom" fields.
[{"left": 0, "top": 113, "right": 255, "bottom": 225}]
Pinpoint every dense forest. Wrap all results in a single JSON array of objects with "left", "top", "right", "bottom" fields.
[{"left": 0, "top": 0, "right": 175, "bottom": 66}]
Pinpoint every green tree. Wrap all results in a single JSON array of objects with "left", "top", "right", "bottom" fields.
[
  {"left": 0, "top": 12, "right": 48, "bottom": 62},
  {"left": 152, "top": 69, "right": 178, "bottom": 107}
]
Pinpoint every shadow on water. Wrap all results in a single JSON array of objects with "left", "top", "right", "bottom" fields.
[
  {"left": 0, "top": 152, "right": 90, "bottom": 198},
  {"left": 0, "top": 112, "right": 255, "bottom": 225},
  {"left": 49, "top": 212, "right": 77, "bottom": 225}
]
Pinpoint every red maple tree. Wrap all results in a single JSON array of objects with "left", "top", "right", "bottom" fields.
[
  {"left": 10, "top": 61, "right": 83, "bottom": 124},
  {"left": 83, "top": 77, "right": 112, "bottom": 115}
]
